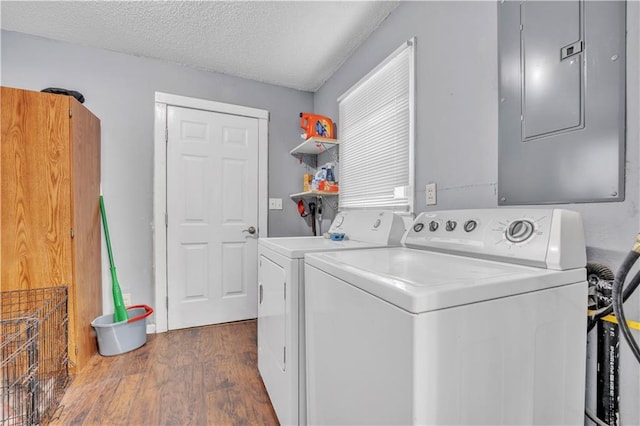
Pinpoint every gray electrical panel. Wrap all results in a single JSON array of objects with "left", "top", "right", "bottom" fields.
[{"left": 498, "top": 0, "right": 626, "bottom": 205}]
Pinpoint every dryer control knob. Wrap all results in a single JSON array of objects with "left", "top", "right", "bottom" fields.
[
  {"left": 506, "top": 220, "right": 534, "bottom": 243},
  {"left": 413, "top": 223, "right": 425, "bottom": 233},
  {"left": 445, "top": 220, "right": 457, "bottom": 232},
  {"left": 429, "top": 221, "right": 439, "bottom": 232}
]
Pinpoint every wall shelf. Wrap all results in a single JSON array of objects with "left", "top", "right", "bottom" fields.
[
  {"left": 289, "top": 137, "right": 339, "bottom": 156},
  {"left": 289, "top": 136, "right": 339, "bottom": 210},
  {"left": 290, "top": 190, "right": 339, "bottom": 199}
]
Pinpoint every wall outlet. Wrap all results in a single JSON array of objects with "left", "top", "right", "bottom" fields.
[
  {"left": 426, "top": 183, "right": 437, "bottom": 205},
  {"left": 269, "top": 198, "right": 283, "bottom": 210},
  {"left": 122, "top": 293, "right": 132, "bottom": 306}
]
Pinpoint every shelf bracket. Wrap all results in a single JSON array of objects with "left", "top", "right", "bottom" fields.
[{"left": 294, "top": 152, "right": 317, "bottom": 168}]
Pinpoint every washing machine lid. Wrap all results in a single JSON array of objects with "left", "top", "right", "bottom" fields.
[
  {"left": 259, "top": 236, "right": 393, "bottom": 259},
  {"left": 305, "top": 247, "right": 586, "bottom": 313}
]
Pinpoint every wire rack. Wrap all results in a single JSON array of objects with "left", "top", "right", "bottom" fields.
[{"left": 1, "top": 287, "right": 70, "bottom": 425}]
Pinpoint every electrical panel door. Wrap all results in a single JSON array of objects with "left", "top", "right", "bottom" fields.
[
  {"left": 498, "top": 0, "right": 625, "bottom": 205},
  {"left": 521, "top": 1, "right": 583, "bottom": 140}
]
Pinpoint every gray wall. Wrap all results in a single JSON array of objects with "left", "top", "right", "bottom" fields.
[
  {"left": 1, "top": 29, "right": 314, "bottom": 318},
  {"left": 313, "top": 1, "right": 640, "bottom": 424},
  {"left": 2, "top": 1, "right": 639, "bottom": 421}
]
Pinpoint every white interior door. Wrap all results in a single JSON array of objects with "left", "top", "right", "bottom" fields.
[{"left": 167, "top": 105, "right": 258, "bottom": 330}]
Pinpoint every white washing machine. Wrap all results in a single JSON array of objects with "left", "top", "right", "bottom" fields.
[
  {"left": 305, "top": 208, "right": 588, "bottom": 425},
  {"left": 258, "top": 209, "right": 406, "bottom": 425}
]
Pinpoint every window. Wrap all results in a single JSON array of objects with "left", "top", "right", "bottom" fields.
[{"left": 338, "top": 38, "right": 415, "bottom": 213}]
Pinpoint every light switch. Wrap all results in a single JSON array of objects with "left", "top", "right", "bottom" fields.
[{"left": 269, "top": 198, "right": 283, "bottom": 210}]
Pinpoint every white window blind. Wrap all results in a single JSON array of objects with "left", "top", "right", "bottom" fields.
[{"left": 338, "top": 38, "right": 415, "bottom": 212}]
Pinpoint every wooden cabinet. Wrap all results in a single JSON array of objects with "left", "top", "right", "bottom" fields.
[{"left": 1, "top": 86, "right": 102, "bottom": 372}]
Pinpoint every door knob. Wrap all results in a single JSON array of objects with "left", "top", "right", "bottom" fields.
[{"left": 243, "top": 226, "right": 256, "bottom": 235}]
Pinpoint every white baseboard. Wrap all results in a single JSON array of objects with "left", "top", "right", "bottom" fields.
[{"left": 146, "top": 323, "right": 156, "bottom": 334}]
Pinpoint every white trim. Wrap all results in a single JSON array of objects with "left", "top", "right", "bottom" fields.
[
  {"left": 408, "top": 37, "right": 416, "bottom": 214},
  {"left": 258, "top": 118, "right": 269, "bottom": 239},
  {"left": 155, "top": 92, "right": 269, "bottom": 120},
  {"left": 153, "top": 102, "right": 168, "bottom": 333},
  {"left": 153, "top": 92, "right": 269, "bottom": 333}
]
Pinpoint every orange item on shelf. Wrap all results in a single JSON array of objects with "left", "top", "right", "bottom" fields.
[
  {"left": 318, "top": 180, "right": 339, "bottom": 192},
  {"left": 300, "top": 112, "right": 334, "bottom": 139},
  {"left": 303, "top": 173, "right": 313, "bottom": 192}
]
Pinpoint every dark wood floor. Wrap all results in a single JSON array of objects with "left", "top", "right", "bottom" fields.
[{"left": 52, "top": 320, "right": 279, "bottom": 426}]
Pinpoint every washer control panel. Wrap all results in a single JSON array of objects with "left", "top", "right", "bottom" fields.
[
  {"left": 328, "top": 210, "right": 407, "bottom": 245},
  {"left": 402, "top": 209, "right": 586, "bottom": 270}
]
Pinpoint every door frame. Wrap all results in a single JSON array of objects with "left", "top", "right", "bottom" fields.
[{"left": 153, "top": 92, "right": 269, "bottom": 333}]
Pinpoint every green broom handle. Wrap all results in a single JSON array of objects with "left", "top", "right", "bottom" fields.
[
  {"left": 99, "top": 195, "right": 115, "bottom": 269},
  {"left": 99, "top": 195, "right": 128, "bottom": 323}
]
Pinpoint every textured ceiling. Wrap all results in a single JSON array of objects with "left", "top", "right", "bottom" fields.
[{"left": 0, "top": 1, "right": 399, "bottom": 92}]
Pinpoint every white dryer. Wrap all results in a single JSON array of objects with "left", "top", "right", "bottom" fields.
[
  {"left": 305, "top": 208, "right": 588, "bottom": 425},
  {"left": 258, "top": 209, "right": 406, "bottom": 425}
]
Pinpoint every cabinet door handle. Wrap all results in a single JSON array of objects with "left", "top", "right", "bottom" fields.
[{"left": 259, "top": 283, "right": 263, "bottom": 304}]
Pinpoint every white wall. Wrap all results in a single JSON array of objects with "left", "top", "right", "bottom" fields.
[
  {"left": 1, "top": 29, "right": 315, "bottom": 321},
  {"left": 313, "top": 1, "right": 640, "bottom": 424}
]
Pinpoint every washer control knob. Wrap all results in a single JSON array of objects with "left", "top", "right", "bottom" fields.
[
  {"left": 413, "top": 223, "right": 424, "bottom": 233},
  {"left": 445, "top": 220, "right": 457, "bottom": 232},
  {"left": 373, "top": 219, "right": 381, "bottom": 228},
  {"left": 506, "top": 220, "right": 534, "bottom": 243},
  {"left": 429, "top": 221, "right": 439, "bottom": 232},
  {"left": 463, "top": 220, "right": 477, "bottom": 232}
]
